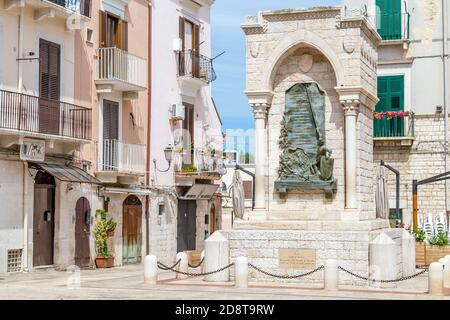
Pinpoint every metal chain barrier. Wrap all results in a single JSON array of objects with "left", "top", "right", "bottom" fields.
[
  {"left": 188, "top": 257, "right": 205, "bottom": 269},
  {"left": 157, "top": 259, "right": 181, "bottom": 271},
  {"left": 248, "top": 263, "right": 324, "bottom": 279},
  {"left": 158, "top": 261, "right": 235, "bottom": 277},
  {"left": 338, "top": 266, "right": 428, "bottom": 283}
]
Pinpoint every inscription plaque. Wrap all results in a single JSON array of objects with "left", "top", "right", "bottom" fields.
[{"left": 278, "top": 248, "right": 316, "bottom": 269}]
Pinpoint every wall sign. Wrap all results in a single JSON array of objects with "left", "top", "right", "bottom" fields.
[
  {"left": 278, "top": 248, "right": 316, "bottom": 269},
  {"left": 20, "top": 139, "right": 45, "bottom": 162}
]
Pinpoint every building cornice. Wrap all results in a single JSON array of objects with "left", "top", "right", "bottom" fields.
[{"left": 241, "top": 7, "right": 341, "bottom": 36}]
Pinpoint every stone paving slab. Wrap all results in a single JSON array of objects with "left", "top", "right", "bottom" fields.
[{"left": 0, "top": 265, "right": 448, "bottom": 300}]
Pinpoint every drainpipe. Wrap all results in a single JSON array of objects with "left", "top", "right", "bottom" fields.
[
  {"left": 442, "top": 0, "right": 449, "bottom": 225},
  {"left": 22, "top": 162, "right": 28, "bottom": 271},
  {"left": 19, "top": 6, "right": 27, "bottom": 271},
  {"left": 17, "top": 6, "right": 24, "bottom": 93},
  {"left": 144, "top": 0, "right": 153, "bottom": 255}
]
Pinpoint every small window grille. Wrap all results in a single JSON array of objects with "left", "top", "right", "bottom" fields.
[{"left": 7, "top": 249, "right": 22, "bottom": 273}]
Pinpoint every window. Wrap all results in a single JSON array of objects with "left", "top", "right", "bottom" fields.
[
  {"left": 376, "top": 0, "right": 402, "bottom": 40},
  {"left": 99, "top": 11, "right": 128, "bottom": 50},
  {"left": 374, "top": 75, "right": 405, "bottom": 137},
  {"left": 179, "top": 17, "right": 200, "bottom": 77},
  {"left": 182, "top": 103, "right": 195, "bottom": 167}
]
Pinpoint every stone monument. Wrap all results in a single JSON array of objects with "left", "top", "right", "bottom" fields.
[{"left": 221, "top": 6, "right": 413, "bottom": 285}]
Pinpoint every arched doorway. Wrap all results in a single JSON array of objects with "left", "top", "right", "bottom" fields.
[
  {"left": 75, "top": 197, "right": 91, "bottom": 268},
  {"left": 33, "top": 171, "right": 55, "bottom": 267},
  {"left": 209, "top": 204, "right": 216, "bottom": 234},
  {"left": 123, "top": 195, "right": 142, "bottom": 264}
]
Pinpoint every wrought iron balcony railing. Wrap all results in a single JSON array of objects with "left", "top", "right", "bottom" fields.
[
  {"left": 47, "top": 0, "right": 92, "bottom": 18},
  {"left": 0, "top": 89, "right": 91, "bottom": 140},
  {"left": 178, "top": 50, "right": 216, "bottom": 84},
  {"left": 373, "top": 111, "right": 415, "bottom": 138},
  {"left": 97, "top": 139, "right": 146, "bottom": 175},
  {"left": 173, "top": 148, "right": 224, "bottom": 175},
  {"left": 96, "top": 47, "right": 147, "bottom": 91}
]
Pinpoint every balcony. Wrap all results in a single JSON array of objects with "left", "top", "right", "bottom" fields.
[
  {"left": 373, "top": 111, "right": 415, "bottom": 146},
  {"left": 95, "top": 139, "right": 146, "bottom": 184},
  {"left": 0, "top": 89, "right": 91, "bottom": 143},
  {"left": 178, "top": 50, "right": 216, "bottom": 97},
  {"left": 5, "top": 0, "right": 92, "bottom": 22},
  {"left": 95, "top": 47, "right": 147, "bottom": 94},
  {"left": 377, "top": 12, "right": 410, "bottom": 43},
  {"left": 174, "top": 149, "right": 225, "bottom": 185}
]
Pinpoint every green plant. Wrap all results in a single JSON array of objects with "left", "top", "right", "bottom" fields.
[
  {"left": 94, "top": 210, "right": 116, "bottom": 258},
  {"left": 181, "top": 165, "right": 197, "bottom": 173},
  {"left": 413, "top": 228, "right": 426, "bottom": 243},
  {"left": 106, "top": 218, "right": 117, "bottom": 232},
  {"left": 200, "top": 167, "right": 209, "bottom": 172},
  {"left": 429, "top": 232, "right": 449, "bottom": 247}
]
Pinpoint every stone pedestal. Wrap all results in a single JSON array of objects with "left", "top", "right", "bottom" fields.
[
  {"left": 369, "top": 233, "right": 398, "bottom": 288},
  {"left": 204, "top": 231, "right": 230, "bottom": 282}
]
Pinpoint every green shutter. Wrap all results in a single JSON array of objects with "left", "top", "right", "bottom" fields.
[
  {"left": 375, "top": 75, "right": 405, "bottom": 137},
  {"left": 377, "top": 0, "right": 402, "bottom": 40}
]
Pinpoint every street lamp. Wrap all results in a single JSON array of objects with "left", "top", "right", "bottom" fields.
[{"left": 153, "top": 144, "right": 174, "bottom": 172}]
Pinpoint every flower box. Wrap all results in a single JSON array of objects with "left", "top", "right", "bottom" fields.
[{"left": 415, "top": 242, "right": 450, "bottom": 265}]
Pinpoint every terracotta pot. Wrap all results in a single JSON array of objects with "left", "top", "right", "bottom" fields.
[
  {"left": 95, "top": 257, "right": 114, "bottom": 268},
  {"left": 107, "top": 231, "right": 114, "bottom": 237}
]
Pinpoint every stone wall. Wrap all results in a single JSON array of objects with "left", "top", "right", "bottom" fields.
[
  {"left": 225, "top": 228, "right": 403, "bottom": 285},
  {"left": 373, "top": 114, "right": 449, "bottom": 227}
]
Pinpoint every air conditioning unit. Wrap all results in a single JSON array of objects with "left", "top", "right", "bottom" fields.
[{"left": 171, "top": 104, "right": 185, "bottom": 120}]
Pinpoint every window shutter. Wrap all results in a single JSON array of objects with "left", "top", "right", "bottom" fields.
[
  {"left": 39, "top": 41, "right": 49, "bottom": 99},
  {"left": 99, "top": 10, "right": 107, "bottom": 47},
  {"left": 376, "top": 0, "right": 401, "bottom": 40},
  {"left": 179, "top": 17, "right": 185, "bottom": 76},
  {"left": 48, "top": 44, "right": 60, "bottom": 101},
  {"left": 121, "top": 20, "right": 128, "bottom": 51},
  {"left": 193, "top": 24, "right": 200, "bottom": 53},
  {"left": 179, "top": 17, "right": 185, "bottom": 51},
  {"left": 103, "top": 100, "right": 119, "bottom": 140}
]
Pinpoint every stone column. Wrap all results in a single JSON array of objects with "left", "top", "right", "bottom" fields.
[
  {"left": 342, "top": 100, "right": 359, "bottom": 210},
  {"left": 246, "top": 91, "right": 273, "bottom": 211},
  {"left": 252, "top": 104, "right": 268, "bottom": 210}
]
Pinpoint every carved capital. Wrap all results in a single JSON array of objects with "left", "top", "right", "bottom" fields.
[
  {"left": 252, "top": 104, "right": 269, "bottom": 120},
  {"left": 341, "top": 100, "right": 360, "bottom": 116}
]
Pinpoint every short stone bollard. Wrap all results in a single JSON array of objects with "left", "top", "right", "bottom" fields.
[
  {"left": 234, "top": 256, "right": 248, "bottom": 288},
  {"left": 442, "top": 256, "right": 450, "bottom": 295},
  {"left": 428, "top": 262, "right": 444, "bottom": 296},
  {"left": 144, "top": 255, "right": 158, "bottom": 285},
  {"left": 176, "top": 252, "right": 189, "bottom": 280},
  {"left": 324, "top": 259, "right": 339, "bottom": 291}
]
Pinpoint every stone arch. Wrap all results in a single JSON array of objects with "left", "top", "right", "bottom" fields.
[{"left": 263, "top": 30, "right": 345, "bottom": 91}]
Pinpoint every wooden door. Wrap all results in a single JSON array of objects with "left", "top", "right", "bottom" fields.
[
  {"left": 122, "top": 196, "right": 142, "bottom": 264},
  {"left": 177, "top": 200, "right": 196, "bottom": 252},
  {"left": 75, "top": 197, "right": 91, "bottom": 268},
  {"left": 33, "top": 185, "right": 55, "bottom": 267},
  {"left": 209, "top": 204, "right": 216, "bottom": 234},
  {"left": 377, "top": 0, "right": 402, "bottom": 40},
  {"left": 102, "top": 100, "right": 119, "bottom": 170},
  {"left": 39, "top": 39, "right": 60, "bottom": 136},
  {"left": 375, "top": 75, "right": 404, "bottom": 137}
]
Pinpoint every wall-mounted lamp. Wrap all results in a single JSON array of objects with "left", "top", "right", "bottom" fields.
[
  {"left": 153, "top": 144, "right": 174, "bottom": 172},
  {"left": 436, "top": 105, "right": 443, "bottom": 114}
]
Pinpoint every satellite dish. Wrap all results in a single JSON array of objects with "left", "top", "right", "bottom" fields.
[{"left": 232, "top": 170, "right": 245, "bottom": 219}]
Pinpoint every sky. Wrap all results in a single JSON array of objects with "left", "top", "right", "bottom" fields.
[{"left": 211, "top": 0, "right": 340, "bottom": 132}]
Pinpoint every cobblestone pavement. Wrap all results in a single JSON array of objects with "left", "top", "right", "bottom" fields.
[{"left": 0, "top": 264, "right": 448, "bottom": 300}]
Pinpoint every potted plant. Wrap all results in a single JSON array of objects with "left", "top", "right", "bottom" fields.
[
  {"left": 94, "top": 211, "right": 115, "bottom": 268},
  {"left": 414, "top": 228, "right": 426, "bottom": 265},
  {"left": 106, "top": 218, "right": 117, "bottom": 237}
]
